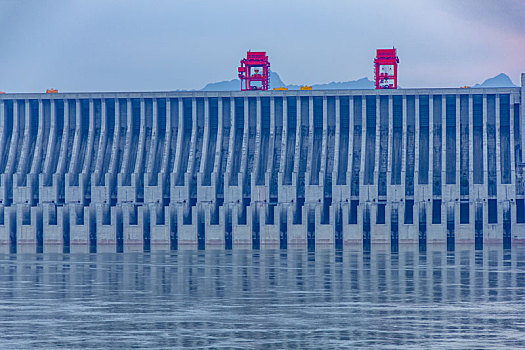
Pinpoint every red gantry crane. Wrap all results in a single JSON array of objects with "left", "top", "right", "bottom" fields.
[
  {"left": 238, "top": 51, "right": 270, "bottom": 91},
  {"left": 374, "top": 48, "right": 399, "bottom": 89}
]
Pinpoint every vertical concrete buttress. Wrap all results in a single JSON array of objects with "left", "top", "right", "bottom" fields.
[{"left": 0, "top": 85, "right": 523, "bottom": 251}]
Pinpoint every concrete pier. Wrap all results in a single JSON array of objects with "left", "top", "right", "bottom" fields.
[{"left": 0, "top": 79, "right": 524, "bottom": 252}]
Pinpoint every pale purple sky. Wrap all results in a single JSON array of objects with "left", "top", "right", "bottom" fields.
[{"left": 0, "top": 0, "right": 523, "bottom": 92}]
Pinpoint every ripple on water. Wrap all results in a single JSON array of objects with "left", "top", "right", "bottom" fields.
[{"left": 0, "top": 246, "right": 524, "bottom": 349}]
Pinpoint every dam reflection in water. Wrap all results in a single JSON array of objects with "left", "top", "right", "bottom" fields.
[{"left": 0, "top": 245, "right": 524, "bottom": 349}]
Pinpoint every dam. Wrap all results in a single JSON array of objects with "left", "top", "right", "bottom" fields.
[{"left": 0, "top": 74, "right": 524, "bottom": 253}]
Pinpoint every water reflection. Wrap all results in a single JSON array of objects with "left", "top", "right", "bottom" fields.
[{"left": 0, "top": 245, "right": 523, "bottom": 349}]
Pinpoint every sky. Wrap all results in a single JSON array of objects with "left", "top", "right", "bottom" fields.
[{"left": 0, "top": 0, "right": 523, "bottom": 92}]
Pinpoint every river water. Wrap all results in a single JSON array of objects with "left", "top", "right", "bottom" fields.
[{"left": 0, "top": 245, "right": 524, "bottom": 349}]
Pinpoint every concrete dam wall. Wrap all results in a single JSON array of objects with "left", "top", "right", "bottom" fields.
[{"left": 1, "top": 76, "right": 524, "bottom": 252}]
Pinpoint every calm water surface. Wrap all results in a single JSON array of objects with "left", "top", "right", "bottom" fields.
[{"left": 0, "top": 246, "right": 524, "bottom": 349}]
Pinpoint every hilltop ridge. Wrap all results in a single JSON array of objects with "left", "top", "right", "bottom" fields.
[{"left": 200, "top": 72, "right": 518, "bottom": 91}]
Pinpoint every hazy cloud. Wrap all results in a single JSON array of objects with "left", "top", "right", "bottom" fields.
[{"left": 438, "top": 0, "right": 525, "bottom": 34}]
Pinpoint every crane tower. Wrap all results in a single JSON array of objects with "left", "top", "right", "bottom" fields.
[
  {"left": 238, "top": 51, "right": 270, "bottom": 91},
  {"left": 374, "top": 48, "right": 399, "bottom": 89}
]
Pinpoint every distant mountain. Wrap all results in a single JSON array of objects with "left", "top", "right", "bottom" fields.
[
  {"left": 201, "top": 78, "right": 239, "bottom": 91},
  {"left": 473, "top": 73, "right": 517, "bottom": 88},
  {"left": 270, "top": 71, "right": 287, "bottom": 89},
  {"left": 286, "top": 77, "right": 374, "bottom": 90},
  {"left": 200, "top": 78, "right": 237, "bottom": 91},
  {"left": 201, "top": 72, "right": 374, "bottom": 91},
  {"left": 201, "top": 72, "right": 518, "bottom": 91},
  {"left": 201, "top": 71, "right": 286, "bottom": 91}
]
